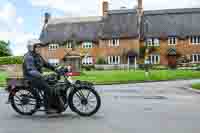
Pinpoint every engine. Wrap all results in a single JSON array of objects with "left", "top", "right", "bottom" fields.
[
  {"left": 53, "top": 82, "right": 68, "bottom": 96},
  {"left": 44, "top": 73, "right": 59, "bottom": 85}
]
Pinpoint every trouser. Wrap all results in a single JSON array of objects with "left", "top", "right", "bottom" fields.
[{"left": 27, "top": 76, "right": 52, "bottom": 111}]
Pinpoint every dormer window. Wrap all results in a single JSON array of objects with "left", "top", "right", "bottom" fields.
[
  {"left": 168, "top": 37, "right": 177, "bottom": 45},
  {"left": 64, "top": 41, "right": 72, "bottom": 48},
  {"left": 109, "top": 39, "right": 119, "bottom": 47},
  {"left": 82, "top": 42, "right": 93, "bottom": 48},
  {"left": 145, "top": 38, "right": 160, "bottom": 46},
  {"left": 191, "top": 36, "right": 200, "bottom": 45},
  {"left": 49, "top": 44, "right": 59, "bottom": 50}
]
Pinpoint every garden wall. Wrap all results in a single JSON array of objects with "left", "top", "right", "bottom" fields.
[{"left": 0, "top": 64, "right": 23, "bottom": 77}]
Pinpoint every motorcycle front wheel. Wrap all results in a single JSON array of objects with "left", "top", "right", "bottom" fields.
[{"left": 69, "top": 87, "right": 101, "bottom": 117}]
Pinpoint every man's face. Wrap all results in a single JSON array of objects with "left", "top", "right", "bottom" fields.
[{"left": 35, "top": 45, "right": 40, "bottom": 54}]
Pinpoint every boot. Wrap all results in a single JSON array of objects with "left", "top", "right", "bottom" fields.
[{"left": 46, "top": 109, "right": 58, "bottom": 114}]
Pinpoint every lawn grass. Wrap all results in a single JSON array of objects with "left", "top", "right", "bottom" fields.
[
  {"left": 74, "top": 70, "right": 200, "bottom": 84},
  {"left": 0, "top": 71, "right": 8, "bottom": 88},
  {"left": 1, "top": 70, "right": 200, "bottom": 87},
  {"left": 192, "top": 83, "right": 200, "bottom": 90}
]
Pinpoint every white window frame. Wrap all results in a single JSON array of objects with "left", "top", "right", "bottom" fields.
[
  {"left": 145, "top": 38, "right": 160, "bottom": 46},
  {"left": 82, "top": 57, "right": 93, "bottom": 64},
  {"left": 107, "top": 56, "right": 120, "bottom": 64},
  {"left": 48, "top": 59, "right": 59, "bottom": 66},
  {"left": 168, "top": 37, "right": 177, "bottom": 45},
  {"left": 148, "top": 54, "right": 160, "bottom": 64},
  {"left": 191, "top": 54, "right": 200, "bottom": 63},
  {"left": 48, "top": 44, "right": 59, "bottom": 50},
  {"left": 191, "top": 36, "right": 200, "bottom": 45},
  {"left": 82, "top": 42, "right": 93, "bottom": 48},
  {"left": 64, "top": 41, "right": 72, "bottom": 48},
  {"left": 109, "top": 39, "right": 120, "bottom": 47}
]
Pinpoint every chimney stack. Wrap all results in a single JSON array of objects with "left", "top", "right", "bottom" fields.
[
  {"left": 137, "top": 0, "right": 143, "bottom": 39},
  {"left": 138, "top": 0, "right": 143, "bottom": 10},
  {"left": 102, "top": 0, "right": 109, "bottom": 16},
  {"left": 137, "top": 0, "right": 143, "bottom": 14},
  {"left": 44, "top": 12, "right": 51, "bottom": 24}
]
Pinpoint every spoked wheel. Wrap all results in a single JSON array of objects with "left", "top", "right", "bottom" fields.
[
  {"left": 10, "top": 88, "right": 39, "bottom": 115},
  {"left": 69, "top": 87, "right": 101, "bottom": 117}
]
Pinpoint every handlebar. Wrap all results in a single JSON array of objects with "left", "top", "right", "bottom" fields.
[
  {"left": 54, "top": 65, "right": 80, "bottom": 77},
  {"left": 55, "top": 66, "right": 69, "bottom": 76}
]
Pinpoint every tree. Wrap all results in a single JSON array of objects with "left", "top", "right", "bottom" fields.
[{"left": 0, "top": 40, "right": 12, "bottom": 57}]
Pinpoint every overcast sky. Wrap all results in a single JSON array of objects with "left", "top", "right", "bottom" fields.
[{"left": 0, "top": 0, "right": 199, "bottom": 55}]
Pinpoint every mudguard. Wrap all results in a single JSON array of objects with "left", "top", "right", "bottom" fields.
[
  {"left": 7, "top": 86, "right": 20, "bottom": 103},
  {"left": 6, "top": 78, "right": 29, "bottom": 103}
]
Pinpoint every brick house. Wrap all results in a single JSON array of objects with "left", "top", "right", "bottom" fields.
[{"left": 39, "top": 0, "right": 200, "bottom": 68}]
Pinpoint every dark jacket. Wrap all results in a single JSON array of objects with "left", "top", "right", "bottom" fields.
[{"left": 23, "top": 51, "right": 55, "bottom": 79}]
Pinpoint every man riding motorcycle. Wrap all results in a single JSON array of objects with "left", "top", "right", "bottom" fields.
[{"left": 23, "top": 39, "right": 59, "bottom": 114}]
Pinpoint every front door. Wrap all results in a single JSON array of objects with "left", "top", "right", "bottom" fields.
[
  {"left": 168, "top": 56, "right": 176, "bottom": 68},
  {"left": 129, "top": 56, "right": 135, "bottom": 65}
]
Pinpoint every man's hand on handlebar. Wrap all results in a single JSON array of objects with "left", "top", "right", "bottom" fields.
[{"left": 54, "top": 65, "right": 69, "bottom": 75}]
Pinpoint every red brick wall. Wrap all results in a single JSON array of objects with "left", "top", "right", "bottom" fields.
[
  {"left": 38, "top": 37, "right": 200, "bottom": 66},
  {"left": 158, "top": 38, "right": 200, "bottom": 65},
  {"left": 38, "top": 38, "right": 140, "bottom": 64}
]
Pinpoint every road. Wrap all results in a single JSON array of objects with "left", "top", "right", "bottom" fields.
[{"left": 1, "top": 80, "right": 200, "bottom": 133}]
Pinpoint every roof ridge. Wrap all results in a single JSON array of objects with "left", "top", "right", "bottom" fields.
[
  {"left": 144, "top": 8, "right": 200, "bottom": 15},
  {"left": 108, "top": 9, "right": 137, "bottom": 14},
  {"left": 48, "top": 16, "right": 102, "bottom": 25}
]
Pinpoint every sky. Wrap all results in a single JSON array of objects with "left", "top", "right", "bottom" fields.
[{"left": 0, "top": 0, "right": 200, "bottom": 56}]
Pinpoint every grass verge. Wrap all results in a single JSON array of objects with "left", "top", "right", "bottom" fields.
[
  {"left": 1, "top": 70, "right": 200, "bottom": 87},
  {"left": 192, "top": 83, "right": 200, "bottom": 90},
  {"left": 74, "top": 70, "right": 200, "bottom": 84}
]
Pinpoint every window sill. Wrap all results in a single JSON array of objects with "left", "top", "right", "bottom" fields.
[
  {"left": 146, "top": 45, "right": 160, "bottom": 47},
  {"left": 191, "top": 44, "right": 200, "bottom": 45}
]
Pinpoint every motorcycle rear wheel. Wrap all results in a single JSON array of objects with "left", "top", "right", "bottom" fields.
[{"left": 10, "top": 88, "right": 39, "bottom": 115}]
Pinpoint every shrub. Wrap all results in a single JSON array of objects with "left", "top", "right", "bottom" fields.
[
  {"left": 151, "top": 65, "right": 168, "bottom": 70},
  {"left": 138, "top": 64, "right": 153, "bottom": 70},
  {"left": 191, "top": 64, "right": 199, "bottom": 67},
  {"left": 0, "top": 56, "right": 23, "bottom": 65},
  {"left": 96, "top": 57, "right": 107, "bottom": 64},
  {"left": 139, "top": 46, "right": 146, "bottom": 59},
  {"left": 82, "top": 65, "right": 95, "bottom": 71},
  {"left": 138, "top": 64, "right": 146, "bottom": 69}
]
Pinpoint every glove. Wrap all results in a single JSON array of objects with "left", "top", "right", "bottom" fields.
[{"left": 55, "top": 66, "right": 63, "bottom": 74}]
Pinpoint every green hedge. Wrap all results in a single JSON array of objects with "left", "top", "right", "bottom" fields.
[{"left": 0, "top": 56, "right": 23, "bottom": 65}]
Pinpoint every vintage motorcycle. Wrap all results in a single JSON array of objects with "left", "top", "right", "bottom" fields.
[{"left": 6, "top": 66, "right": 101, "bottom": 116}]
